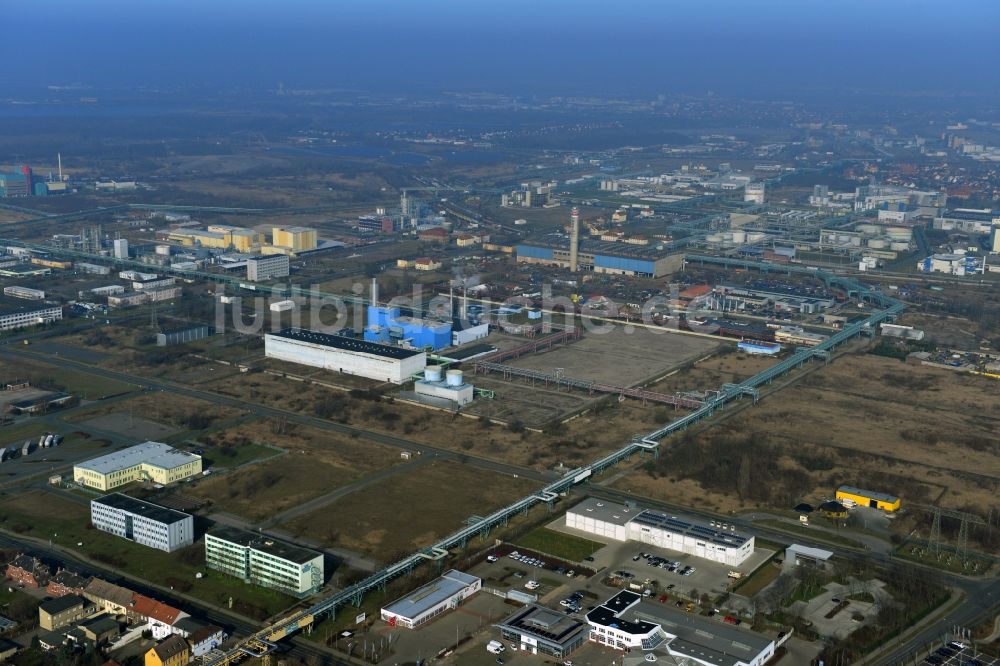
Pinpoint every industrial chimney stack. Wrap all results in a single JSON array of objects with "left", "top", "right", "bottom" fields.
[{"left": 569, "top": 207, "right": 580, "bottom": 272}]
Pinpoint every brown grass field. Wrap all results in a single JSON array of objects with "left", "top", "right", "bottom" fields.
[
  {"left": 187, "top": 422, "right": 402, "bottom": 522},
  {"left": 280, "top": 459, "right": 540, "bottom": 560}
]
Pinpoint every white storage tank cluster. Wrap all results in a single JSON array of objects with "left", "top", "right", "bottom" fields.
[
  {"left": 867, "top": 239, "right": 888, "bottom": 249},
  {"left": 413, "top": 366, "right": 474, "bottom": 407}
]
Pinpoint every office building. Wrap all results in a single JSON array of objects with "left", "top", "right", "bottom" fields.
[
  {"left": 247, "top": 254, "right": 290, "bottom": 281},
  {"left": 497, "top": 605, "right": 588, "bottom": 658},
  {"left": 73, "top": 442, "right": 203, "bottom": 491},
  {"left": 380, "top": 570, "right": 481, "bottom": 628},
  {"left": 204, "top": 526, "right": 324, "bottom": 598},
  {"left": 91, "top": 493, "right": 193, "bottom": 552},
  {"left": 266, "top": 328, "right": 427, "bottom": 384}
]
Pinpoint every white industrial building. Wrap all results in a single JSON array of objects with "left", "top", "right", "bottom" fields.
[
  {"left": 916, "top": 253, "right": 985, "bottom": 275},
  {"left": 265, "top": 328, "right": 427, "bottom": 384},
  {"left": 3, "top": 286, "right": 45, "bottom": 300},
  {"left": 744, "top": 182, "right": 765, "bottom": 204},
  {"left": 565, "top": 498, "right": 641, "bottom": 541},
  {"left": 413, "top": 366, "right": 474, "bottom": 406},
  {"left": 76, "top": 263, "right": 111, "bottom": 275},
  {"left": 113, "top": 238, "right": 129, "bottom": 259},
  {"left": 90, "top": 493, "right": 193, "bottom": 552},
  {"left": 451, "top": 321, "right": 489, "bottom": 346},
  {"left": 0, "top": 299, "right": 63, "bottom": 332},
  {"left": 247, "top": 254, "right": 290, "bottom": 281},
  {"left": 381, "top": 570, "right": 480, "bottom": 628},
  {"left": 566, "top": 498, "right": 754, "bottom": 566}
]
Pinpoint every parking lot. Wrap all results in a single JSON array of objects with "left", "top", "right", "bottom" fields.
[
  {"left": 549, "top": 517, "right": 775, "bottom": 603},
  {"left": 915, "top": 641, "right": 998, "bottom": 666}
]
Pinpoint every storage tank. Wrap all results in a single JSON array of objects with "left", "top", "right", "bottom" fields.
[
  {"left": 706, "top": 234, "right": 723, "bottom": 243},
  {"left": 856, "top": 224, "right": 880, "bottom": 234},
  {"left": 867, "top": 239, "right": 888, "bottom": 249},
  {"left": 445, "top": 369, "right": 464, "bottom": 386},
  {"left": 424, "top": 366, "right": 443, "bottom": 382},
  {"left": 890, "top": 241, "right": 910, "bottom": 251},
  {"left": 731, "top": 231, "right": 746, "bottom": 244},
  {"left": 746, "top": 232, "right": 767, "bottom": 243},
  {"left": 155, "top": 245, "right": 172, "bottom": 256}
]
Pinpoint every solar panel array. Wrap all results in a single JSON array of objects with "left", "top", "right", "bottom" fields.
[{"left": 632, "top": 511, "right": 750, "bottom": 548}]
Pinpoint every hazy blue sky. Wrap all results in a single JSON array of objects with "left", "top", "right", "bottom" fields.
[{"left": 6, "top": 0, "right": 1000, "bottom": 96}]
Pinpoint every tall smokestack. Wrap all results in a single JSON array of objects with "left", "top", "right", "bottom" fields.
[
  {"left": 58, "top": 153, "right": 63, "bottom": 182},
  {"left": 371, "top": 277, "right": 378, "bottom": 307},
  {"left": 569, "top": 207, "right": 580, "bottom": 272}
]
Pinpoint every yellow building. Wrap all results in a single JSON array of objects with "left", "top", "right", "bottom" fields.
[
  {"left": 272, "top": 226, "right": 318, "bottom": 252},
  {"left": 30, "top": 257, "right": 73, "bottom": 270},
  {"left": 167, "top": 227, "right": 260, "bottom": 252},
  {"left": 396, "top": 258, "right": 415, "bottom": 268},
  {"left": 145, "top": 635, "right": 190, "bottom": 666},
  {"left": 836, "top": 485, "right": 901, "bottom": 512},
  {"left": 73, "top": 442, "right": 202, "bottom": 491}
]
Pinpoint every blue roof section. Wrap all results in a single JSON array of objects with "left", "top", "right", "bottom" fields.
[
  {"left": 382, "top": 570, "right": 478, "bottom": 620},
  {"left": 516, "top": 244, "right": 555, "bottom": 260},
  {"left": 593, "top": 254, "right": 656, "bottom": 273}
]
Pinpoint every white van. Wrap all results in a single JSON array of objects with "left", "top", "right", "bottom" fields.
[{"left": 487, "top": 640, "right": 505, "bottom": 654}]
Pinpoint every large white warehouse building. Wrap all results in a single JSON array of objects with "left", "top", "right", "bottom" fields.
[
  {"left": 265, "top": 328, "right": 426, "bottom": 384},
  {"left": 566, "top": 498, "right": 754, "bottom": 566}
]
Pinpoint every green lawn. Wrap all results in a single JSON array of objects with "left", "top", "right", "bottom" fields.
[
  {"left": 0, "top": 491, "right": 297, "bottom": 619},
  {"left": 515, "top": 527, "right": 604, "bottom": 562}
]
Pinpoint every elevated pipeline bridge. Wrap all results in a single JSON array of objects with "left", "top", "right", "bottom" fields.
[{"left": 201, "top": 256, "right": 904, "bottom": 666}]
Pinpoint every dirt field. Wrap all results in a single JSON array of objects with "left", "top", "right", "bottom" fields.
[
  {"left": 508, "top": 328, "right": 720, "bottom": 385},
  {"left": 459, "top": 328, "right": 720, "bottom": 426},
  {"left": 619, "top": 350, "right": 1000, "bottom": 517},
  {"left": 187, "top": 422, "right": 402, "bottom": 522},
  {"left": 646, "top": 348, "right": 780, "bottom": 394},
  {"left": 67, "top": 393, "right": 245, "bottom": 430},
  {"left": 280, "top": 459, "right": 541, "bottom": 560},
  {"left": 80, "top": 414, "right": 179, "bottom": 442}
]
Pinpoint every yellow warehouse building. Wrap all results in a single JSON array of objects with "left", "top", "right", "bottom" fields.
[
  {"left": 272, "top": 225, "right": 318, "bottom": 252},
  {"left": 74, "top": 441, "right": 203, "bottom": 491},
  {"left": 836, "top": 485, "right": 901, "bottom": 512}
]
